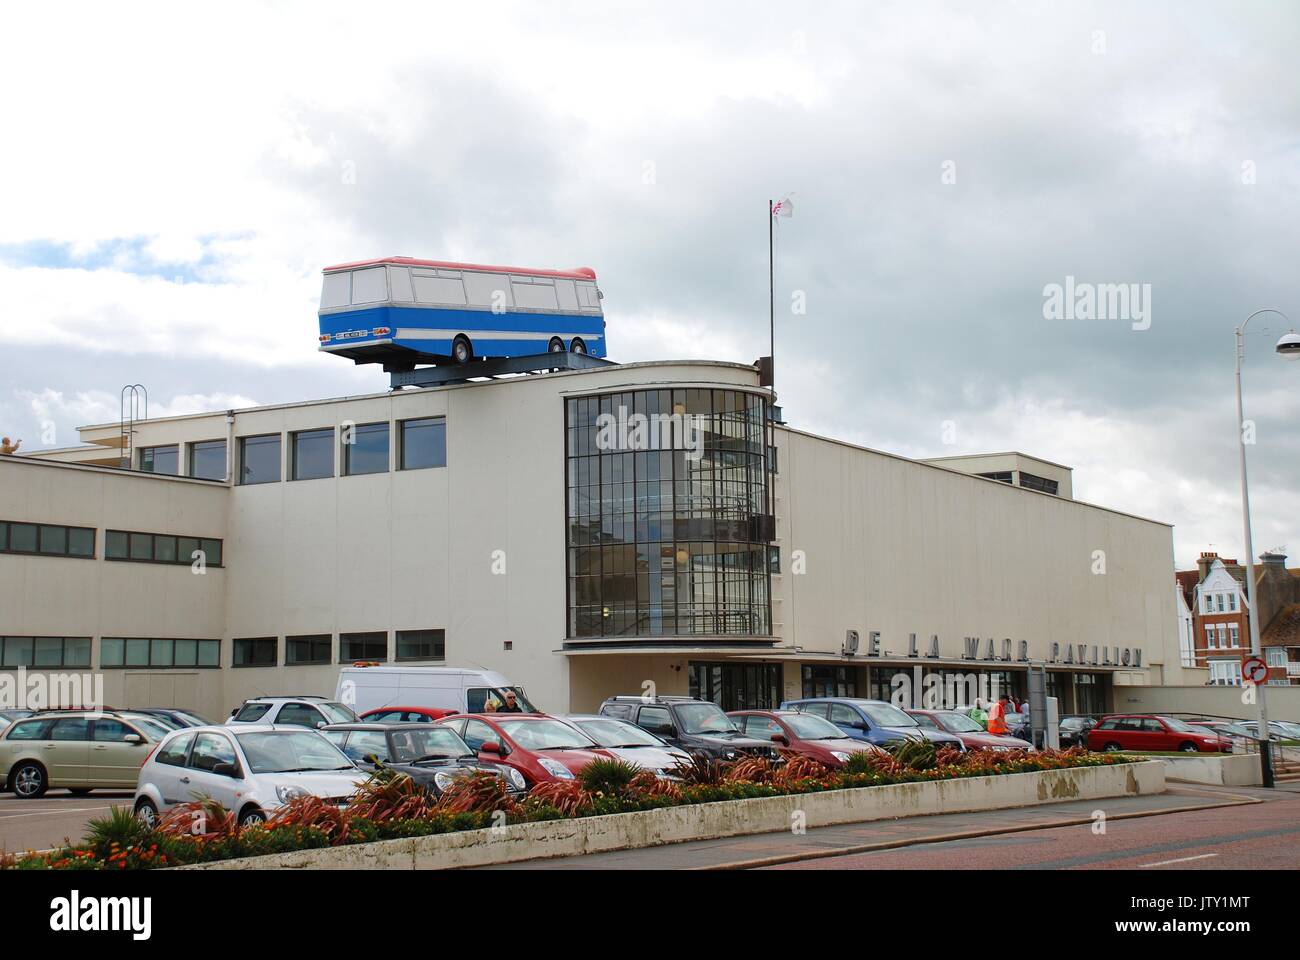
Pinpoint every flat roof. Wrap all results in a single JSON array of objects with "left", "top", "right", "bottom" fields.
[{"left": 920, "top": 451, "right": 1074, "bottom": 472}]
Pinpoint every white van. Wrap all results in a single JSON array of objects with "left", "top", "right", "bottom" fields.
[{"left": 334, "top": 665, "right": 537, "bottom": 717}]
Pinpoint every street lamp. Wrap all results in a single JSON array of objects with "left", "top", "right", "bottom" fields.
[{"left": 1233, "top": 309, "right": 1296, "bottom": 788}]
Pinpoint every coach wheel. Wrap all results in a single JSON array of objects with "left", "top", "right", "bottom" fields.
[
  {"left": 453, "top": 336, "right": 473, "bottom": 364},
  {"left": 12, "top": 761, "right": 47, "bottom": 798},
  {"left": 570, "top": 338, "right": 587, "bottom": 355},
  {"left": 1102, "top": 742, "right": 1121, "bottom": 753},
  {"left": 548, "top": 337, "right": 565, "bottom": 353},
  {"left": 1179, "top": 741, "right": 1198, "bottom": 753},
  {"left": 134, "top": 798, "right": 159, "bottom": 829}
]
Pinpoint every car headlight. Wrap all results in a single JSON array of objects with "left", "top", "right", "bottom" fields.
[
  {"left": 538, "top": 757, "right": 574, "bottom": 779},
  {"left": 505, "top": 767, "right": 527, "bottom": 791},
  {"left": 433, "top": 772, "right": 457, "bottom": 792},
  {"left": 275, "top": 785, "right": 308, "bottom": 803},
  {"left": 830, "top": 751, "right": 851, "bottom": 763}
]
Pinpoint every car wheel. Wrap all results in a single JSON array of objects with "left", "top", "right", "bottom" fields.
[
  {"left": 11, "top": 761, "right": 47, "bottom": 799},
  {"left": 452, "top": 335, "right": 473, "bottom": 364},
  {"left": 548, "top": 337, "right": 565, "bottom": 353},
  {"left": 134, "top": 798, "right": 159, "bottom": 829},
  {"left": 569, "top": 338, "right": 587, "bottom": 355},
  {"left": 68, "top": 787, "right": 92, "bottom": 796},
  {"left": 1179, "top": 741, "right": 1198, "bottom": 753},
  {"left": 238, "top": 807, "right": 266, "bottom": 828},
  {"left": 1102, "top": 742, "right": 1122, "bottom": 753}
]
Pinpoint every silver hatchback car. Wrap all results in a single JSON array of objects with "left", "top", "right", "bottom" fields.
[{"left": 134, "top": 724, "right": 367, "bottom": 828}]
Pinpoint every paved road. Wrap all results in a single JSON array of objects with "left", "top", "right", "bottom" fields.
[
  {"left": 0, "top": 790, "right": 133, "bottom": 854},
  {"left": 478, "top": 783, "right": 1300, "bottom": 870}
]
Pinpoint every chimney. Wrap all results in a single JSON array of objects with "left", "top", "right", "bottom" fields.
[
  {"left": 1197, "top": 551, "right": 1218, "bottom": 582},
  {"left": 1260, "top": 550, "right": 1287, "bottom": 568}
]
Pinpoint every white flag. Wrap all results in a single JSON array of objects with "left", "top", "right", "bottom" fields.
[{"left": 771, "top": 196, "right": 794, "bottom": 218}]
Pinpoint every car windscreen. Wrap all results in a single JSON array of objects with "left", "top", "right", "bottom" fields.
[
  {"left": 235, "top": 731, "right": 356, "bottom": 773},
  {"left": 177, "top": 711, "right": 215, "bottom": 726},
  {"left": 674, "top": 702, "right": 737, "bottom": 735},
  {"left": 861, "top": 703, "right": 917, "bottom": 727},
  {"left": 125, "top": 716, "right": 175, "bottom": 739},
  {"left": 783, "top": 713, "right": 848, "bottom": 740},
  {"left": 909, "top": 713, "right": 940, "bottom": 730},
  {"left": 935, "top": 712, "right": 985, "bottom": 733},
  {"left": 319, "top": 702, "right": 360, "bottom": 724},
  {"left": 388, "top": 726, "right": 474, "bottom": 761},
  {"left": 1160, "top": 717, "right": 1197, "bottom": 733},
  {"left": 497, "top": 719, "right": 595, "bottom": 750},
  {"left": 574, "top": 718, "right": 663, "bottom": 747}
]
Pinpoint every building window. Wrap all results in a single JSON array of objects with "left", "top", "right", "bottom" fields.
[
  {"left": 0, "top": 521, "right": 95, "bottom": 559},
  {"left": 565, "top": 389, "right": 773, "bottom": 639},
  {"left": 291, "top": 428, "right": 335, "bottom": 481},
  {"left": 286, "top": 634, "right": 332, "bottom": 665},
  {"left": 239, "top": 434, "right": 281, "bottom": 485},
  {"left": 1204, "top": 594, "right": 1213, "bottom": 614},
  {"left": 340, "top": 631, "right": 387, "bottom": 662},
  {"left": 767, "top": 444, "right": 779, "bottom": 474},
  {"left": 0, "top": 637, "right": 91, "bottom": 668},
  {"left": 188, "top": 440, "right": 227, "bottom": 481},
  {"left": 1204, "top": 624, "right": 1215, "bottom": 648},
  {"left": 1216, "top": 594, "right": 1225, "bottom": 612},
  {"left": 105, "top": 530, "right": 222, "bottom": 567},
  {"left": 1017, "top": 472, "right": 1059, "bottom": 495},
  {"left": 1229, "top": 624, "right": 1240, "bottom": 647},
  {"left": 396, "top": 629, "right": 445, "bottom": 661},
  {"left": 1209, "top": 660, "right": 1242, "bottom": 686},
  {"left": 1266, "top": 648, "right": 1286, "bottom": 666},
  {"left": 139, "top": 445, "right": 179, "bottom": 475},
  {"left": 801, "top": 664, "right": 857, "bottom": 699},
  {"left": 233, "top": 637, "right": 278, "bottom": 667},
  {"left": 343, "top": 422, "right": 390, "bottom": 476},
  {"left": 977, "top": 471, "right": 1014, "bottom": 484},
  {"left": 1217, "top": 624, "right": 1228, "bottom": 648},
  {"left": 100, "top": 638, "right": 220, "bottom": 668},
  {"left": 399, "top": 417, "right": 447, "bottom": 470},
  {"left": 1228, "top": 593, "right": 1237, "bottom": 612},
  {"left": 768, "top": 545, "right": 781, "bottom": 574}
]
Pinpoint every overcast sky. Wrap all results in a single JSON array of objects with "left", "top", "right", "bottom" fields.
[{"left": 1, "top": 1, "right": 1297, "bottom": 571}]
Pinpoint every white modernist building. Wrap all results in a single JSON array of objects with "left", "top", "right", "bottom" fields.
[{"left": 2, "top": 360, "right": 1194, "bottom": 719}]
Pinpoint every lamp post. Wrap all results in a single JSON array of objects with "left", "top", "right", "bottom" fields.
[{"left": 1234, "top": 309, "right": 1300, "bottom": 788}]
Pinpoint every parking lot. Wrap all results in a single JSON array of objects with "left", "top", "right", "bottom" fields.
[{"left": 0, "top": 789, "right": 132, "bottom": 855}]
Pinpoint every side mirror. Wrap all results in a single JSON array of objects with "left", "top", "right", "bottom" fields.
[
  {"left": 479, "top": 741, "right": 502, "bottom": 755},
  {"left": 315, "top": 721, "right": 327, "bottom": 729},
  {"left": 770, "top": 733, "right": 790, "bottom": 746},
  {"left": 124, "top": 734, "right": 144, "bottom": 745},
  {"left": 212, "top": 762, "right": 239, "bottom": 778}
]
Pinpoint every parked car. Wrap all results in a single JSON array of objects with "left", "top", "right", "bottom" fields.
[
  {"left": 134, "top": 724, "right": 367, "bottom": 828},
  {"left": 554, "top": 714, "right": 691, "bottom": 775},
  {"left": 133, "top": 708, "right": 216, "bottom": 729},
  {"left": 1, "top": 710, "right": 168, "bottom": 798},
  {"left": 598, "top": 696, "right": 781, "bottom": 761},
  {"left": 320, "top": 722, "right": 527, "bottom": 795},
  {"left": 1005, "top": 712, "right": 1031, "bottom": 741},
  {"left": 1057, "top": 716, "right": 1099, "bottom": 748},
  {"left": 359, "top": 706, "right": 459, "bottom": 723},
  {"left": 728, "top": 709, "right": 886, "bottom": 766},
  {"left": 437, "top": 713, "right": 613, "bottom": 786},
  {"left": 906, "top": 709, "right": 1032, "bottom": 751},
  {"left": 335, "top": 665, "right": 537, "bottom": 716},
  {"left": 1237, "top": 719, "right": 1300, "bottom": 742},
  {"left": 779, "top": 697, "right": 931, "bottom": 750},
  {"left": 227, "top": 696, "right": 358, "bottom": 729},
  {"left": 1088, "top": 714, "right": 1232, "bottom": 753}
]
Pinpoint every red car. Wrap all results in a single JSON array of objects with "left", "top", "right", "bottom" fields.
[
  {"left": 905, "top": 709, "right": 1033, "bottom": 751},
  {"left": 1088, "top": 714, "right": 1232, "bottom": 753},
  {"left": 360, "top": 706, "right": 458, "bottom": 723},
  {"left": 436, "top": 713, "right": 613, "bottom": 786},
  {"left": 728, "top": 709, "right": 885, "bottom": 767}
]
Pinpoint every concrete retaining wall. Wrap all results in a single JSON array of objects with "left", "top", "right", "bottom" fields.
[
  {"left": 1160, "top": 753, "right": 1263, "bottom": 786},
  {"left": 185, "top": 761, "right": 1163, "bottom": 870}
]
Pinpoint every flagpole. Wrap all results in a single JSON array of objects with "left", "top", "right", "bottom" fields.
[{"left": 768, "top": 198, "right": 775, "bottom": 397}]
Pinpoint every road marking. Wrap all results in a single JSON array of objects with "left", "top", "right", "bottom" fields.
[
  {"left": 0, "top": 806, "right": 115, "bottom": 821},
  {"left": 1138, "top": 853, "right": 1218, "bottom": 868}
]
